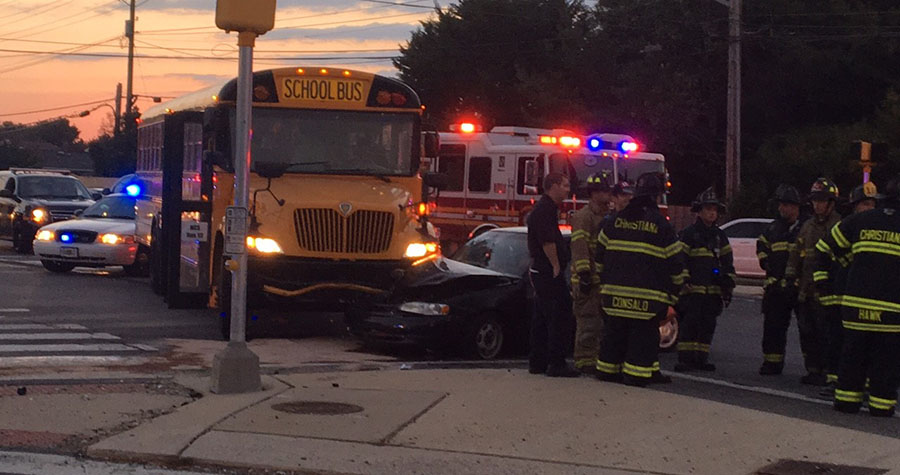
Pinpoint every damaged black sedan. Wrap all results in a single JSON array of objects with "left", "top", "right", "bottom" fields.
[{"left": 347, "top": 227, "right": 565, "bottom": 359}]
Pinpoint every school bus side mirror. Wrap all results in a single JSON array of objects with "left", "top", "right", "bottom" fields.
[
  {"left": 424, "top": 172, "right": 448, "bottom": 191},
  {"left": 422, "top": 131, "right": 440, "bottom": 159}
]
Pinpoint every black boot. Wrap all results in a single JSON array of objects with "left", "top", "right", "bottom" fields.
[{"left": 759, "top": 362, "right": 783, "bottom": 375}]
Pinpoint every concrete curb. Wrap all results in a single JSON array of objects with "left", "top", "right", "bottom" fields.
[{"left": 86, "top": 375, "right": 290, "bottom": 464}]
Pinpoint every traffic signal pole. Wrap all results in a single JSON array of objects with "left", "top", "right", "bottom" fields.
[
  {"left": 125, "top": 0, "right": 135, "bottom": 128},
  {"left": 210, "top": 0, "right": 275, "bottom": 395}
]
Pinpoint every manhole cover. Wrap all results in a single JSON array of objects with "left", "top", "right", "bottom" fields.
[
  {"left": 757, "top": 460, "right": 888, "bottom": 475},
  {"left": 271, "top": 401, "right": 364, "bottom": 415}
]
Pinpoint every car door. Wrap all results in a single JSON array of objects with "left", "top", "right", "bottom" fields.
[{"left": 0, "top": 175, "right": 15, "bottom": 238}]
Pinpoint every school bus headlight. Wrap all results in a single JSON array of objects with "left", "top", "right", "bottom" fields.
[
  {"left": 99, "top": 233, "right": 134, "bottom": 245},
  {"left": 405, "top": 242, "right": 438, "bottom": 258},
  {"left": 30, "top": 208, "right": 47, "bottom": 223},
  {"left": 247, "top": 236, "right": 283, "bottom": 254},
  {"left": 35, "top": 230, "right": 54, "bottom": 241}
]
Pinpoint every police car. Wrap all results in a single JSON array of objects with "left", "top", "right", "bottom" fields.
[{"left": 32, "top": 190, "right": 149, "bottom": 275}]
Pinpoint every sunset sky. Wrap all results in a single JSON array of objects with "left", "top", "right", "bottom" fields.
[{"left": 0, "top": 0, "right": 438, "bottom": 141}]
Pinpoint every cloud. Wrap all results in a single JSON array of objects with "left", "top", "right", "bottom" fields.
[{"left": 266, "top": 22, "right": 422, "bottom": 42}]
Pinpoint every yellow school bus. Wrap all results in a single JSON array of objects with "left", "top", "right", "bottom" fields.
[{"left": 134, "top": 67, "right": 440, "bottom": 337}]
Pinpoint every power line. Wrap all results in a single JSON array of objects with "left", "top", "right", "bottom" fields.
[
  {"left": 0, "top": 47, "right": 399, "bottom": 62},
  {"left": 0, "top": 98, "right": 114, "bottom": 118},
  {"left": 0, "top": 0, "right": 70, "bottom": 23},
  {"left": 139, "top": 10, "right": 431, "bottom": 36},
  {"left": 0, "top": 36, "right": 121, "bottom": 75},
  {"left": 0, "top": 0, "right": 117, "bottom": 40},
  {"left": 358, "top": 0, "right": 436, "bottom": 9}
]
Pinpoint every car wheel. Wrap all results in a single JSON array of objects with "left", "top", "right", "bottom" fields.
[
  {"left": 41, "top": 260, "right": 75, "bottom": 273},
  {"left": 13, "top": 226, "right": 32, "bottom": 254},
  {"left": 464, "top": 313, "right": 505, "bottom": 360},
  {"left": 123, "top": 245, "right": 150, "bottom": 277}
]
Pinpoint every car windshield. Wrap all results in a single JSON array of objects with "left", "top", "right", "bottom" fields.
[
  {"left": 82, "top": 196, "right": 136, "bottom": 219},
  {"left": 17, "top": 176, "right": 92, "bottom": 200},
  {"left": 451, "top": 231, "right": 530, "bottom": 277},
  {"left": 233, "top": 109, "right": 417, "bottom": 177}
]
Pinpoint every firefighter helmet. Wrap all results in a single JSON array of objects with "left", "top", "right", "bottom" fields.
[
  {"left": 691, "top": 186, "right": 726, "bottom": 213},
  {"left": 584, "top": 172, "right": 613, "bottom": 194},
  {"left": 808, "top": 177, "right": 839, "bottom": 201},
  {"left": 773, "top": 184, "right": 801, "bottom": 204},
  {"left": 633, "top": 172, "right": 664, "bottom": 198},
  {"left": 849, "top": 182, "right": 878, "bottom": 205},
  {"left": 612, "top": 180, "right": 634, "bottom": 196}
]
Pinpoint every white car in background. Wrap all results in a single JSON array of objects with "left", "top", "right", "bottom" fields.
[
  {"left": 720, "top": 218, "right": 773, "bottom": 279},
  {"left": 32, "top": 194, "right": 149, "bottom": 275}
]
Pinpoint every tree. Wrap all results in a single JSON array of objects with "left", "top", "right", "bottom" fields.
[
  {"left": 395, "top": 0, "right": 596, "bottom": 130},
  {"left": 88, "top": 130, "right": 136, "bottom": 177},
  {"left": 0, "top": 140, "right": 37, "bottom": 170}
]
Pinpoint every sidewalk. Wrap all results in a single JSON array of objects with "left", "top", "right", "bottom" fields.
[{"left": 62, "top": 368, "right": 900, "bottom": 475}]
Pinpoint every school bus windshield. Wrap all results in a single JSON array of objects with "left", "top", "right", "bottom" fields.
[{"left": 235, "top": 109, "right": 417, "bottom": 176}]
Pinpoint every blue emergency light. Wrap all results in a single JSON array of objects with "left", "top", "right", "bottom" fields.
[
  {"left": 60, "top": 233, "right": 73, "bottom": 243},
  {"left": 586, "top": 136, "right": 603, "bottom": 152},
  {"left": 125, "top": 184, "right": 141, "bottom": 197}
]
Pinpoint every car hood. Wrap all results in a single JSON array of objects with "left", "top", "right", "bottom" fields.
[
  {"left": 392, "top": 256, "right": 520, "bottom": 301},
  {"left": 38, "top": 218, "right": 136, "bottom": 235},
  {"left": 26, "top": 198, "right": 93, "bottom": 208}
]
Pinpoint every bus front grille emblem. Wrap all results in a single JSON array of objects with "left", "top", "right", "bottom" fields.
[{"left": 338, "top": 202, "right": 353, "bottom": 217}]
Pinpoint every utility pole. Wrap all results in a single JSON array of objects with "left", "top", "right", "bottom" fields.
[
  {"left": 114, "top": 82, "right": 122, "bottom": 136},
  {"left": 124, "top": 0, "right": 135, "bottom": 131},
  {"left": 724, "top": 0, "right": 742, "bottom": 202}
]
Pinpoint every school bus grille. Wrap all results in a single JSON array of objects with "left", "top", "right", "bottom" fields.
[{"left": 294, "top": 208, "right": 394, "bottom": 254}]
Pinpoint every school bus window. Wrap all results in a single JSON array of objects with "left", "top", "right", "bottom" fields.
[
  {"left": 468, "top": 156, "right": 491, "bottom": 193},
  {"left": 437, "top": 144, "right": 465, "bottom": 192},
  {"left": 233, "top": 109, "right": 416, "bottom": 176}
]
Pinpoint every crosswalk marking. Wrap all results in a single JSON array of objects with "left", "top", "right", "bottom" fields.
[
  {"left": 0, "top": 309, "right": 157, "bottom": 367},
  {"left": 0, "top": 332, "right": 121, "bottom": 341},
  {"left": 0, "top": 343, "right": 139, "bottom": 353},
  {"left": 0, "top": 323, "right": 88, "bottom": 331}
]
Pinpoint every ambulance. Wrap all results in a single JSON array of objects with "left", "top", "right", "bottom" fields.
[{"left": 428, "top": 124, "right": 669, "bottom": 247}]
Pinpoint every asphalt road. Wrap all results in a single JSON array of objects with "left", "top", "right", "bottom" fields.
[{"left": 1, "top": 239, "right": 897, "bottom": 439}]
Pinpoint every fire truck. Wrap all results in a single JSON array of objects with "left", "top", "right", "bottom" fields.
[{"left": 428, "top": 124, "right": 668, "bottom": 247}]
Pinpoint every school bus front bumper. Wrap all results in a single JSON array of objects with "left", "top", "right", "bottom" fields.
[{"left": 247, "top": 256, "right": 408, "bottom": 302}]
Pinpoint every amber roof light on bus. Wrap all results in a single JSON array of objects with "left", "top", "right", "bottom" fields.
[{"left": 319, "top": 68, "right": 328, "bottom": 75}]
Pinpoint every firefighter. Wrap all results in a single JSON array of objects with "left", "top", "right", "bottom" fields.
[
  {"left": 757, "top": 184, "right": 807, "bottom": 375},
  {"left": 612, "top": 181, "right": 634, "bottom": 212},
  {"left": 783, "top": 178, "right": 842, "bottom": 386},
  {"left": 674, "top": 187, "right": 735, "bottom": 372},
  {"left": 571, "top": 173, "right": 613, "bottom": 374},
  {"left": 594, "top": 173, "right": 684, "bottom": 387},
  {"left": 815, "top": 182, "right": 878, "bottom": 396},
  {"left": 819, "top": 175, "right": 900, "bottom": 417}
]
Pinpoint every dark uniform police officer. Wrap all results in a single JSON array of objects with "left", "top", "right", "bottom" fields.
[
  {"left": 819, "top": 175, "right": 900, "bottom": 417},
  {"left": 674, "top": 187, "right": 735, "bottom": 372},
  {"left": 757, "top": 184, "right": 807, "bottom": 375},
  {"left": 594, "top": 173, "right": 684, "bottom": 387},
  {"left": 527, "top": 172, "right": 579, "bottom": 377}
]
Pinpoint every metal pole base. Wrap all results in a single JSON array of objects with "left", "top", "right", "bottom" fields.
[{"left": 210, "top": 341, "right": 261, "bottom": 394}]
